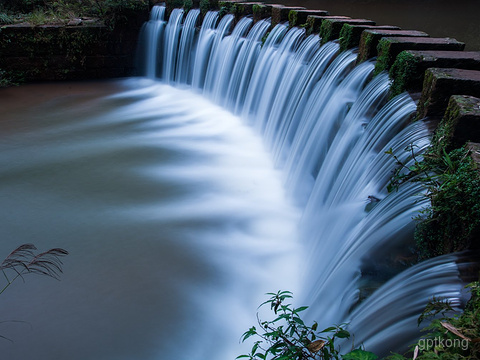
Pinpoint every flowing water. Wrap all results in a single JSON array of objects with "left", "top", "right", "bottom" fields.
[{"left": 0, "top": 6, "right": 469, "bottom": 360}]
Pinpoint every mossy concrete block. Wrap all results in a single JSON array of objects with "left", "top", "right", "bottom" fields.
[
  {"left": 320, "top": 18, "right": 375, "bottom": 44},
  {"left": 357, "top": 29, "right": 429, "bottom": 63},
  {"left": 339, "top": 24, "right": 400, "bottom": 52},
  {"left": 432, "top": 96, "right": 480, "bottom": 151},
  {"left": 199, "top": 0, "right": 218, "bottom": 15},
  {"left": 240, "top": 2, "right": 271, "bottom": 23},
  {"left": 375, "top": 37, "right": 465, "bottom": 75},
  {"left": 165, "top": 0, "right": 186, "bottom": 15},
  {"left": 390, "top": 50, "right": 480, "bottom": 97},
  {"left": 288, "top": 9, "right": 329, "bottom": 27},
  {"left": 270, "top": 5, "right": 305, "bottom": 27},
  {"left": 417, "top": 68, "right": 480, "bottom": 120},
  {"left": 226, "top": 2, "right": 253, "bottom": 18},
  {"left": 305, "top": 15, "right": 350, "bottom": 35}
]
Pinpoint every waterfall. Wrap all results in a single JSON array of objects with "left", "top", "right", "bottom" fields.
[{"left": 138, "top": 6, "right": 465, "bottom": 356}]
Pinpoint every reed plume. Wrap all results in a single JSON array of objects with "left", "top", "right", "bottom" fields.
[{"left": 0, "top": 244, "right": 68, "bottom": 295}]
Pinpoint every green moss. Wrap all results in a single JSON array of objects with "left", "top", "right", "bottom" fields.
[
  {"left": 319, "top": 19, "right": 332, "bottom": 44},
  {"left": 357, "top": 32, "right": 373, "bottom": 63},
  {"left": 389, "top": 51, "right": 420, "bottom": 98},
  {"left": 415, "top": 69, "right": 436, "bottom": 120},
  {"left": 373, "top": 38, "right": 391, "bottom": 75},
  {"left": 429, "top": 96, "right": 472, "bottom": 154},
  {"left": 183, "top": 0, "right": 193, "bottom": 12},
  {"left": 261, "top": 31, "right": 269, "bottom": 47},
  {"left": 232, "top": 3, "right": 245, "bottom": 17},
  {"left": 288, "top": 9, "right": 298, "bottom": 27},
  {"left": 218, "top": 5, "right": 227, "bottom": 19},
  {"left": 199, "top": 0, "right": 210, "bottom": 15},
  {"left": 339, "top": 23, "right": 353, "bottom": 51}
]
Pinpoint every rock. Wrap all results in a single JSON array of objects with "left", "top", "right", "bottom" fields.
[
  {"left": 430, "top": 95, "right": 480, "bottom": 151},
  {"left": 305, "top": 15, "right": 350, "bottom": 34},
  {"left": 390, "top": 50, "right": 480, "bottom": 97},
  {"left": 339, "top": 24, "right": 401, "bottom": 51},
  {"left": 271, "top": 5, "right": 306, "bottom": 27},
  {"left": 374, "top": 37, "right": 465, "bottom": 74},
  {"left": 417, "top": 69, "right": 480, "bottom": 120},
  {"left": 357, "top": 29, "right": 429, "bottom": 63},
  {"left": 288, "top": 9, "right": 329, "bottom": 27},
  {"left": 320, "top": 18, "right": 375, "bottom": 44}
]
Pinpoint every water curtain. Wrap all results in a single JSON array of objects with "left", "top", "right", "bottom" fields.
[{"left": 138, "top": 6, "right": 464, "bottom": 354}]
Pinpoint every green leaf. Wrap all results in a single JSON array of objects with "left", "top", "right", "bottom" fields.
[
  {"left": 342, "top": 349, "right": 378, "bottom": 360},
  {"left": 320, "top": 326, "right": 337, "bottom": 333},
  {"left": 335, "top": 329, "right": 350, "bottom": 339},
  {"left": 241, "top": 326, "right": 257, "bottom": 342},
  {"left": 293, "top": 317, "right": 305, "bottom": 326},
  {"left": 293, "top": 306, "right": 308, "bottom": 313}
]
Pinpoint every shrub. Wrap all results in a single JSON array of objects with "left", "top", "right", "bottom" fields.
[
  {"left": 237, "top": 291, "right": 377, "bottom": 360},
  {"left": 387, "top": 145, "right": 480, "bottom": 260}
]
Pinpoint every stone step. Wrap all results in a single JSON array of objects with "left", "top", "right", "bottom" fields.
[
  {"left": 306, "top": 15, "right": 351, "bottom": 34},
  {"left": 390, "top": 51, "right": 480, "bottom": 97},
  {"left": 288, "top": 9, "right": 329, "bottom": 27},
  {"left": 357, "top": 29, "right": 429, "bottom": 63},
  {"left": 237, "top": 2, "right": 273, "bottom": 22},
  {"left": 226, "top": 2, "right": 260, "bottom": 19},
  {"left": 374, "top": 37, "right": 465, "bottom": 74},
  {"left": 320, "top": 18, "right": 375, "bottom": 44},
  {"left": 339, "top": 24, "right": 401, "bottom": 51},
  {"left": 416, "top": 68, "right": 480, "bottom": 119},
  {"left": 432, "top": 96, "right": 480, "bottom": 152},
  {"left": 271, "top": 5, "right": 306, "bottom": 27}
]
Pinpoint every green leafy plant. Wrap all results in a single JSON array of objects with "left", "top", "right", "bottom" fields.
[
  {"left": 1, "top": 0, "right": 148, "bottom": 26},
  {"left": 386, "top": 282, "right": 480, "bottom": 360},
  {"left": 386, "top": 144, "right": 480, "bottom": 260},
  {"left": 237, "top": 291, "right": 377, "bottom": 360},
  {"left": 0, "top": 12, "right": 15, "bottom": 24}
]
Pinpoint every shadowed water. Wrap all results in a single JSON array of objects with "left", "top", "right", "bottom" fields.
[{"left": 0, "top": 79, "right": 301, "bottom": 360}]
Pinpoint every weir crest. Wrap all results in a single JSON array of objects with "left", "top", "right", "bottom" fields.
[{"left": 137, "top": 2, "right": 472, "bottom": 355}]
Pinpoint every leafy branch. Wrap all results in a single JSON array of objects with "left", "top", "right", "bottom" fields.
[
  {"left": 386, "top": 144, "right": 480, "bottom": 259},
  {"left": 237, "top": 291, "right": 377, "bottom": 360}
]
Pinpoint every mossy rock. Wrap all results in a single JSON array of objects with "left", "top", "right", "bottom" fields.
[
  {"left": 319, "top": 20, "right": 333, "bottom": 44},
  {"left": 373, "top": 37, "right": 392, "bottom": 75},
  {"left": 431, "top": 95, "right": 480, "bottom": 153},
  {"left": 288, "top": 9, "right": 298, "bottom": 27},
  {"left": 339, "top": 24, "right": 354, "bottom": 51},
  {"left": 389, "top": 51, "right": 421, "bottom": 97}
]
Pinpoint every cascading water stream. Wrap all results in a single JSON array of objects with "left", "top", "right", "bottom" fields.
[
  {"left": 0, "top": 6, "right": 467, "bottom": 360},
  {"left": 135, "top": 5, "right": 466, "bottom": 356},
  {"left": 140, "top": 6, "right": 166, "bottom": 78}
]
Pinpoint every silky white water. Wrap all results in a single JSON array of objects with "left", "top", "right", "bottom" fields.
[
  {"left": 0, "top": 80, "right": 301, "bottom": 360},
  {"left": 0, "top": 5, "right": 467, "bottom": 359}
]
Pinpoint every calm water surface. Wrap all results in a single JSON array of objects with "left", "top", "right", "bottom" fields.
[
  {"left": 275, "top": 0, "right": 480, "bottom": 50},
  {"left": 0, "top": 79, "right": 301, "bottom": 360}
]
